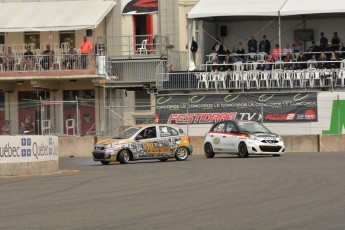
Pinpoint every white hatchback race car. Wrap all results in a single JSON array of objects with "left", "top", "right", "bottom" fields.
[{"left": 204, "top": 120, "right": 285, "bottom": 158}]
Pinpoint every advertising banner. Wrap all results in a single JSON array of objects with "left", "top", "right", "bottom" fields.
[
  {"left": 156, "top": 93, "right": 318, "bottom": 124},
  {"left": 0, "top": 136, "right": 58, "bottom": 164},
  {"left": 122, "top": 0, "right": 158, "bottom": 14}
]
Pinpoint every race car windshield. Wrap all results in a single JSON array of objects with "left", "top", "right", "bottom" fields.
[
  {"left": 237, "top": 122, "right": 270, "bottom": 133},
  {"left": 115, "top": 127, "right": 140, "bottom": 139}
]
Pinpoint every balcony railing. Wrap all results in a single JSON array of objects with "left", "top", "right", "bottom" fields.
[
  {"left": 0, "top": 53, "right": 96, "bottom": 77},
  {"left": 96, "top": 35, "right": 168, "bottom": 58},
  {"left": 157, "top": 60, "right": 345, "bottom": 92}
]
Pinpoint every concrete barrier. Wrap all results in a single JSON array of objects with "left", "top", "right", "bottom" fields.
[
  {"left": 320, "top": 134, "right": 345, "bottom": 152},
  {"left": 58, "top": 136, "right": 96, "bottom": 157},
  {"left": 0, "top": 136, "right": 58, "bottom": 176}
]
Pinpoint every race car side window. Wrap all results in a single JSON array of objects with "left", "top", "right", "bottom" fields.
[
  {"left": 159, "top": 126, "right": 179, "bottom": 137},
  {"left": 212, "top": 122, "right": 225, "bottom": 132},
  {"left": 225, "top": 121, "right": 238, "bottom": 133},
  {"left": 138, "top": 127, "right": 157, "bottom": 139}
]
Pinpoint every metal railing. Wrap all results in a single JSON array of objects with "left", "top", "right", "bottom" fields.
[{"left": 96, "top": 35, "right": 168, "bottom": 58}]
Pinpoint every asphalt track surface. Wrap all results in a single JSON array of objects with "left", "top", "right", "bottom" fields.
[{"left": 1, "top": 152, "right": 345, "bottom": 230}]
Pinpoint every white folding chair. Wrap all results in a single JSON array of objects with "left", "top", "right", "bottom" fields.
[
  {"left": 197, "top": 72, "right": 209, "bottom": 89},
  {"left": 53, "top": 55, "right": 62, "bottom": 70},
  {"left": 137, "top": 39, "right": 148, "bottom": 54}
]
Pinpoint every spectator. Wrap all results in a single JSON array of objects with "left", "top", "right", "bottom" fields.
[
  {"left": 19, "top": 121, "right": 25, "bottom": 135},
  {"left": 317, "top": 51, "right": 328, "bottom": 69},
  {"left": 41, "top": 44, "right": 54, "bottom": 70},
  {"left": 331, "top": 32, "right": 341, "bottom": 51},
  {"left": 190, "top": 37, "right": 198, "bottom": 64},
  {"left": 282, "top": 43, "right": 293, "bottom": 58},
  {"left": 259, "top": 35, "right": 271, "bottom": 53},
  {"left": 222, "top": 53, "right": 233, "bottom": 71},
  {"left": 212, "top": 37, "right": 224, "bottom": 55},
  {"left": 260, "top": 53, "right": 274, "bottom": 71},
  {"left": 306, "top": 41, "right": 320, "bottom": 60},
  {"left": 292, "top": 36, "right": 304, "bottom": 53},
  {"left": 283, "top": 52, "right": 294, "bottom": 70},
  {"left": 7, "top": 47, "right": 15, "bottom": 71},
  {"left": 338, "top": 42, "right": 345, "bottom": 59},
  {"left": 247, "top": 35, "right": 257, "bottom": 53},
  {"left": 325, "top": 43, "right": 334, "bottom": 60},
  {"left": 223, "top": 46, "right": 231, "bottom": 55},
  {"left": 64, "top": 46, "right": 77, "bottom": 69},
  {"left": 329, "top": 51, "right": 340, "bottom": 69},
  {"left": 23, "top": 117, "right": 34, "bottom": 134},
  {"left": 272, "top": 44, "right": 283, "bottom": 60},
  {"left": 22, "top": 47, "right": 34, "bottom": 70},
  {"left": 80, "top": 36, "right": 93, "bottom": 69},
  {"left": 211, "top": 54, "right": 222, "bottom": 72},
  {"left": 1, "top": 120, "right": 10, "bottom": 135},
  {"left": 319, "top": 32, "right": 328, "bottom": 51},
  {"left": 308, "top": 54, "right": 318, "bottom": 69},
  {"left": 295, "top": 52, "right": 307, "bottom": 70},
  {"left": 235, "top": 42, "right": 245, "bottom": 62}
]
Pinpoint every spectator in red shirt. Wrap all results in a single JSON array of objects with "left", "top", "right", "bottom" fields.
[{"left": 80, "top": 36, "right": 92, "bottom": 69}]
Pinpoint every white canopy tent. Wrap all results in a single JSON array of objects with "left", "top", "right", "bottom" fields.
[
  {"left": 188, "top": 0, "right": 345, "bottom": 19},
  {"left": 187, "top": 0, "right": 345, "bottom": 70},
  {"left": 0, "top": 0, "right": 116, "bottom": 32}
]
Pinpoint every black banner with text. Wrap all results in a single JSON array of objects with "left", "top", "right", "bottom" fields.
[{"left": 155, "top": 93, "right": 318, "bottom": 124}]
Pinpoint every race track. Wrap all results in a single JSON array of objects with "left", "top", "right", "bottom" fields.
[{"left": 1, "top": 152, "right": 345, "bottom": 230}]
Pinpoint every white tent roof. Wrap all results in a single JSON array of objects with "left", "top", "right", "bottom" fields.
[
  {"left": 188, "top": 0, "right": 345, "bottom": 19},
  {"left": 0, "top": 0, "right": 116, "bottom": 32}
]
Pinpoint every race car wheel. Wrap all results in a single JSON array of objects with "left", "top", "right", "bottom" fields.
[
  {"left": 175, "top": 147, "right": 189, "bottom": 161},
  {"left": 238, "top": 142, "right": 249, "bottom": 158},
  {"left": 118, "top": 149, "right": 130, "bottom": 164},
  {"left": 204, "top": 143, "right": 215, "bottom": 158},
  {"left": 100, "top": 160, "right": 110, "bottom": 165}
]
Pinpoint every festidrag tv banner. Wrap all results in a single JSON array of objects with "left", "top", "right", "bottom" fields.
[{"left": 155, "top": 93, "right": 318, "bottom": 124}]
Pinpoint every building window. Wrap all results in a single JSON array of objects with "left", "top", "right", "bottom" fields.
[
  {"left": 135, "top": 90, "right": 151, "bottom": 111},
  {"left": 60, "top": 31, "right": 75, "bottom": 49},
  {"left": 24, "top": 32, "right": 40, "bottom": 50}
]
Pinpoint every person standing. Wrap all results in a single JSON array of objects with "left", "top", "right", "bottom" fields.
[
  {"left": 319, "top": 32, "right": 328, "bottom": 51},
  {"left": 80, "top": 36, "right": 92, "bottom": 69},
  {"left": 247, "top": 35, "right": 257, "bottom": 53},
  {"left": 259, "top": 35, "right": 271, "bottom": 54},
  {"left": 190, "top": 37, "right": 198, "bottom": 64}
]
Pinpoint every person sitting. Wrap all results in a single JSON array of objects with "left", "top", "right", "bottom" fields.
[
  {"left": 41, "top": 44, "right": 54, "bottom": 70},
  {"left": 295, "top": 52, "right": 307, "bottom": 70},
  {"left": 282, "top": 43, "right": 293, "bottom": 59},
  {"left": 292, "top": 36, "right": 304, "bottom": 53},
  {"left": 7, "top": 47, "right": 15, "bottom": 71},
  {"left": 22, "top": 47, "right": 34, "bottom": 70},
  {"left": 222, "top": 53, "right": 233, "bottom": 71},
  {"left": 260, "top": 53, "right": 275, "bottom": 71},
  {"left": 306, "top": 41, "right": 320, "bottom": 60},
  {"left": 272, "top": 44, "right": 283, "bottom": 60},
  {"left": 317, "top": 51, "right": 329, "bottom": 69},
  {"left": 64, "top": 46, "right": 77, "bottom": 69},
  {"left": 337, "top": 42, "right": 345, "bottom": 59},
  {"left": 329, "top": 51, "right": 340, "bottom": 69},
  {"left": 307, "top": 55, "right": 318, "bottom": 69},
  {"left": 283, "top": 52, "right": 293, "bottom": 70},
  {"left": 211, "top": 54, "right": 222, "bottom": 72},
  {"left": 1, "top": 120, "right": 11, "bottom": 135}
]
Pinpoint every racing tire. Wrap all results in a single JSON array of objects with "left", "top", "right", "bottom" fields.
[
  {"left": 175, "top": 147, "right": 189, "bottom": 161},
  {"left": 100, "top": 160, "right": 110, "bottom": 165},
  {"left": 204, "top": 143, "right": 215, "bottom": 158},
  {"left": 238, "top": 142, "right": 249, "bottom": 158},
  {"left": 118, "top": 149, "right": 130, "bottom": 164}
]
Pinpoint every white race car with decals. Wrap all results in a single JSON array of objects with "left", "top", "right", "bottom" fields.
[{"left": 204, "top": 120, "right": 285, "bottom": 158}]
